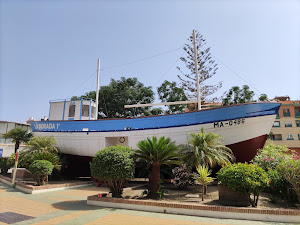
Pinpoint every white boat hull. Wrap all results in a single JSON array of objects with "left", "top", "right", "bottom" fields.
[{"left": 33, "top": 114, "right": 275, "bottom": 159}]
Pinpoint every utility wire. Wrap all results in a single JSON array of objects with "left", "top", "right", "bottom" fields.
[
  {"left": 101, "top": 47, "right": 182, "bottom": 70},
  {"left": 198, "top": 43, "right": 262, "bottom": 96},
  {"left": 152, "top": 53, "right": 184, "bottom": 88},
  {"left": 69, "top": 47, "right": 183, "bottom": 98},
  {"left": 69, "top": 71, "right": 97, "bottom": 98},
  {"left": 210, "top": 53, "right": 262, "bottom": 95},
  {"left": 69, "top": 44, "right": 263, "bottom": 100}
]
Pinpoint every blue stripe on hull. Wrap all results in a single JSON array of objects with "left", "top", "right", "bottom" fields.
[{"left": 31, "top": 102, "right": 280, "bottom": 133}]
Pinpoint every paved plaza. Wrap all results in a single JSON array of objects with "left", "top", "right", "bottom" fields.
[{"left": 0, "top": 182, "right": 290, "bottom": 225}]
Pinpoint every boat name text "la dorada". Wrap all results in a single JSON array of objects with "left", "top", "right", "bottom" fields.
[
  {"left": 214, "top": 119, "right": 245, "bottom": 128},
  {"left": 34, "top": 123, "right": 60, "bottom": 130}
]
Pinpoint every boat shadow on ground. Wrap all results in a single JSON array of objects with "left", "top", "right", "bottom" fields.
[{"left": 51, "top": 200, "right": 118, "bottom": 212}]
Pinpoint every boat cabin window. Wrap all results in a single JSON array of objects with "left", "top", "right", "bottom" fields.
[
  {"left": 91, "top": 106, "right": 96, "bottom": 118},
  {"left": 82, "top": 105, "right": 89, "bottom": 117},
  {"left": 69, "top": 103, "right": 76, "bottom": 117}
]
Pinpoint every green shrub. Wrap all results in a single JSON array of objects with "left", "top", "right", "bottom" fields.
[
  {"left": 217, "top": 163, "right": 269, "bottom": 207},
  {"left": 0, "top": 157, "right": 10, "bottom": 175},
  {"left": 90, "top": 145, "right": 135, "bottom": 197},
  {"left": 30, "top": 152, "right": 61, "bottom": 170},
  {"left": 7, "top": 151, "right": 33, "bottom": 169},
  {"left": 29, "top": 160, "right": 54, "bottom": 186}
]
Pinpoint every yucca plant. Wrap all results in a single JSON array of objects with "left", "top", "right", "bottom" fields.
[
  {"left": 135, "top": 136, "right": 182, "bottom": 199},
  {"left": 193, "top": 164, "right": 214, "bottom": 201}
]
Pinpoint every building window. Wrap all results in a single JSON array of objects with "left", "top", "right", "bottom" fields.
[
  {"left": 298, "top": 134, "right": 300, "bottom": 140},
  {"left": 276, "top": 113, "right": 280, "bottom": 119},
  {"left": 69, "top": 103, "right": 76, "bottom": 117},
  {"left": 296, "top": 120, "right": 300, "bottom": 127},
  {"left": 82, "top": 105, "right": 89, "bottom": 117},
  {"left": 283, "top": 108, "right": 290, "bottom": 117},
  {"left": 287, "top": 134, "right": 294, "bottom": 140},
  {"left": 285, "top": 121, "right": 292, "bottom": 127},
  {"left": 295, "top": 106, "right": 300, "bottom": 118},
  {"left": 273, "top": 121, "right": 280, "bottom": 127},
  {"left": 272, "top": 134, "right": 282, "bottom": 140}
]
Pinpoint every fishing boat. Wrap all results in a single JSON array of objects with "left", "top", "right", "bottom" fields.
[
  {"left": 30, "top": 31, "right": 280, "bottom": 175},
  {"left": 30, "top": 99, "right": 280, "bottom": 162}
]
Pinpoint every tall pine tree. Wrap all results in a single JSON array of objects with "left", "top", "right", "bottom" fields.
[{"left": 177, "top": 30, "right": 221, "bottom": 102}]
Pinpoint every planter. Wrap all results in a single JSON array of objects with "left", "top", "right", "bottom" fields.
[{"left": 218, "top": 183, "right": 250, "bottom": 207}]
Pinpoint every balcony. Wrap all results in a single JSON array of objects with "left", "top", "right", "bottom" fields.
[{"left": 295, "top": 107, "right": 300, "bottom": 118}]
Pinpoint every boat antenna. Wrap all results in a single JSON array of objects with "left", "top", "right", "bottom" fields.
[
  {"left": 193, "top": 30, "right": 201, "bottom": 110},
  {"left": 95, "top": 58, "right": 100, "bottom": 119}
]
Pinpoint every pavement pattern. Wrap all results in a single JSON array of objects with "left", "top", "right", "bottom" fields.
[{"left": 0, "top": 182, "right": 291, "bottom": 225}]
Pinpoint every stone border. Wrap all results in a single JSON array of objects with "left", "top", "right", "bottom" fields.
[
  {"left": 0, "top": 174, "right": 93, "bottom": 194},
  {"left": 87, "top": 196, "right": 300, "bottom": 223}
]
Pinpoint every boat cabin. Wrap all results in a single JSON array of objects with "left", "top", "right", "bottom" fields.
[{"left": 49, "top": 99, "right": 97, "bottom": 121}]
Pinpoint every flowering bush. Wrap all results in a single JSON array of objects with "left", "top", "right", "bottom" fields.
[
  {"left": 171, "top": 164, "right": 195, "bottom": 189},
  {"left": 252, "top": 142, "right": 298, "bottom": 203},
  {"left": 278, "top": 151, "right": 300, "bottom": 203},
  {"left": 252, "top": 141, "right": 289, "bottom": 171}
]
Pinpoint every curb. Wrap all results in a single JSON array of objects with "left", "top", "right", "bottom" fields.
[
  {"left": 87, "top": 195, "right": 300, "bottom": 223},
  {"left": 0, "top": 174, "right": 93, "bottom": 194}
]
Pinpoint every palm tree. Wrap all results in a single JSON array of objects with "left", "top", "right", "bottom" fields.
[
  {"left": 2, "top": 128, "right": 32, "bottom": 153},
  {"left": 136, "top": 136, "right": 182, "bottom": 199},
  {"left": 188, "top": 128, "right": 235, "bottom": 168},
  {"left": 26, "top": 136, "right": 59, "bottom": 154}
]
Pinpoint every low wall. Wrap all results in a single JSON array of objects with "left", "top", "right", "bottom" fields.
[{"left": 87, "top": 196, "right": 300, "bottom": 223}]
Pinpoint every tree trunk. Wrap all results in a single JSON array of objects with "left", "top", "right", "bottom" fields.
[
  {"left": 15, "top": 140, "right": 20, "bottom": 154},
  {"left": 149, "top": 162, "right": 161, "bottom": 199}
]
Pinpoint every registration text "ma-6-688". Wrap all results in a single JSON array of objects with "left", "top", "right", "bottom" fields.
[{"left": 214, "top": 119, "right": 245, "bottom": 128}]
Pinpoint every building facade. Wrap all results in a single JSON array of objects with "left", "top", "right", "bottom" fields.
[
  {"left": 0, "top": 121, "right": 32, "bottom": 157},
  {"left": 270, "top": 97, "right": 300, "bottom": 153}
]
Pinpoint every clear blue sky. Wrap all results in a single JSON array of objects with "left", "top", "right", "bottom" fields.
[{"left": 1, "top": 0, "right": 299, "bottom": 123}]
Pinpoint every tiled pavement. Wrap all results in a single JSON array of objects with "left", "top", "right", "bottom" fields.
[{"left": 0, "top": 182, "right": 290, "bottom": 225}]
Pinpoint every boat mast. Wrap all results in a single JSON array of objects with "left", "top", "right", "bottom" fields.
[
  {"left": 95, "top": 58, "right": 100, "bottom": 119},
  {"left": 193, "top": 30, "right": 201, "bottom": 111}
]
